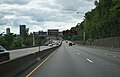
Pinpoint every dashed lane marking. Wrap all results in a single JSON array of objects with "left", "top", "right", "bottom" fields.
[{"left": 86, "top": 59, "right": 93, "bottom": 63}]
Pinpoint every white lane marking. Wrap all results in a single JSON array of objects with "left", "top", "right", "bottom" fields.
[
  {"left": 77, "top": 52, "right": 80, "bottom": 55},
  {"left": 86, "top": 59, "right": 93, "bottom": 63}
]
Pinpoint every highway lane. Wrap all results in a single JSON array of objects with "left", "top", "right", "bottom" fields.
[
  {"left": 25, "top": 41, "right": 120, "bottom": 77},
  {"left": 10, "top": 46, "right": 54, "bottom": 60}
]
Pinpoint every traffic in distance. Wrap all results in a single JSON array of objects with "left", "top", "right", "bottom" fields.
[
  {"left": 21, "top": 41, "right": 120, "bottom": 77},
  {"left": 0, "top": 40, "right": 78, "bottom": 63},
  {"left": 0, "top": 40, "right": 61, "bottom": 62},
  {"left": 0, "top": 0, "right": 120, "bottom": 77}
]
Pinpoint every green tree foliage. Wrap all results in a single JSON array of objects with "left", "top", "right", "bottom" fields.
[
  {"left": 0, "top": 33, "right": 15, "bottom": 48},
  {"left": 0, "top": 31, "right": 47, "bottom": 49},
  {"left": 20, "top": 28, "right": 29, "bottom": 46},
  {"left": 94, "top": 0, "right": 99, "bottom": 7},
  {"left": 12, "top": 39, "right": 22, "bottom": 47},
  {"left": 35, "top": 36, "right": 46, "bottom": 46},
  {"left": 72, "top": 0, "right": 120, "bottom": 41}
]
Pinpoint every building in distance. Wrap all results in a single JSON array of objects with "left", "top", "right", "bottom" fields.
[
  {"left": 38, "top": 31, "right": 47, "bottom": 36},
  {"left": 20, "top": 25, "right": 26, "bottom": 35},
  {"left": 47, "top": 29, "right": 63, "bottom": 40},
  {"left": 6, "top": 28, "right": 10, "bottom": 34},
  {"left": 63, "top": 30, "right": 77, "bottom": 35},
  {"left": 34, "top": 31, "right": 47, "bottom": 36},
  {"left": 48, "top": 29, "right": 59, "bottom": 36}
]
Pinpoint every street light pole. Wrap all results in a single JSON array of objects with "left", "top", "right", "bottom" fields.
[
  {"left": 76, "top": 11, "right": 86, "bottom": 45},
  {"left": 83, "top": 32, "right": 86, "bottom": 45},
  {"left": 39, "top": 36, "right": 40, "bottom": 51},
  {"left": 33, "top": 32, "right": 35, "bottom": 46}
]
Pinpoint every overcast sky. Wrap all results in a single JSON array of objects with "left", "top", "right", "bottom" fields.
[{"left": 0, "top": 0, "right": 96, "bottom": 34}]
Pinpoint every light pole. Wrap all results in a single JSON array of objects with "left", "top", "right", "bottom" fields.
[
  {"left": 76, "top": 11, "right": 86, "bottom": 45},
  {"left": 33, "top": 32, "right": 35, "bottom": 46},
  {"left": 38, "top": 35, "right": 41, "bottom": 51},
  {"left": 83, "top": 32, "right": 86, "bottom": 45}
]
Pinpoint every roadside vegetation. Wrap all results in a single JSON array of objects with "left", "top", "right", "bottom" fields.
[
  {"left": 70, "top": 0, "right": 120, "bottom": 41},
  {"left": 0, "top": 31, "right": 46, "bottom": 50}
]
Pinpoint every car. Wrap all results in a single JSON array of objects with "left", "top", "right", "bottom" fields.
[
  {"left": 48, "top": 44, "right": 53, "bottom": 47},
  {"left": 0, "top": 45, "right": 10, "bottom": 62},
  {"left": 44, "top": 43, "right": 49, "bottom": 46},
  {"left": 56, "top": 43, "right": 59, "bottom": 45},
  {"left": 69, "top": 43, "right": 72, "bottom": 46},
  {"left": 73, "top": 43, "right": 75, "bottom": 45}
]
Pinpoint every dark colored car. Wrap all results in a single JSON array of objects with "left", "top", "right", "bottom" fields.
[
  {"left": 0, "top": 45, "right": 10, "bottom": 62},
  {"left": 44, "top": 43, "right": 49, "bottom": 46},
  {"left": 73, "top": 43, "right": 75, "bottom": 45},
  {"left": 69, "top": 43, "right": 72, "bottom": 46}
]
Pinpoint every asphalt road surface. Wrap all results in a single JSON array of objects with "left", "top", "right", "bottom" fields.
[
  {"left": 24, "top": 41, "right": 120, "bottom": 77},
  {"left": 10, "top": 46, "right": 55, "bottom": 60}
]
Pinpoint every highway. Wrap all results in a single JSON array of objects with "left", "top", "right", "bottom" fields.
[
  {"left": 10, "top": 46, "right": 55, "bottom": 60},
  {"left": 24, "top": 41, "right": 120, "bottom": 77}
]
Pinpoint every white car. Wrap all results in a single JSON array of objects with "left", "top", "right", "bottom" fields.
[
  {"left": 48, "top": 44, "right": 53, "bottom": 47},
  {"left": 0, "top": 45, "right": 10, "bottom": 62}
]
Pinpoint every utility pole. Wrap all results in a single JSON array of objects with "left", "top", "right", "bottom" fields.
[
  {"left": 83, "top": 32, "right": 86, "bottom": 45},
  {"left": 38, "top": 35, "right": 41, "bottom": 51},
  {"left": 76, "top": 11, "right": 86, "bottom": 45},
  {"left": 33, "top": 32, "right": 35, "bottom": 46}
]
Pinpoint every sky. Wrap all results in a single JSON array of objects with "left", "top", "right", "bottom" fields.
[{"left": 0, "top": 0, "right": 96, "bottom": 34}]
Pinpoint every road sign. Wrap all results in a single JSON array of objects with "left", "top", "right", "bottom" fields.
[{"left": 63, "top": 30, "right": 77, "bottom": 35}]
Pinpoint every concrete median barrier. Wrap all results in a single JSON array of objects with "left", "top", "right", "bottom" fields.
[{"left": 0, "top": 44, "right": 61, "bottom": 77}]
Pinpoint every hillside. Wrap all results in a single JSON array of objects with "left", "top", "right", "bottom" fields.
[{"left": 71, "top": 0, "right": 120, "bottom": 41}]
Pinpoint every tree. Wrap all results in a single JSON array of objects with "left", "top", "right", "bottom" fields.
[
  {"left": 0, "top": 33, "right": 15, "bottom": 49},
  {"left": 71, "top": 0, "right": 120, "bottom": 41},
  {"left": 94, "top": 0, "right": 99, "bottom": 7},
  {"left": 20, "top": 28, "right": 29, "bottom": 46}
]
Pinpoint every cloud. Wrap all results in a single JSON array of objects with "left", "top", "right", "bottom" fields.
[
  {"left": 0, "top": 0, "right": 96, "bottom": 33},
  {"left": 0, "top": 18, "right": 7, "bottom": 25},
  {"left": 0, "top": 0, "right": 31, "bottom": 5},
  {"left": 0, "top": 10, "right": 15, "bottom": 16},
  {"left": 12, "top": 16, "right": 42, "bottom": 27},
  {"left": 85, "top": 0, "right": 94, "bottom": 2},
  {"left": 55, "top": 0, "right": 95, "bottom": 13},
  {"left": 0, "top": 14, "right": 8, "bottom": 25},
  {"left": 17, "top": 8, "right": 74, "bottom": 22}
]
